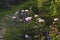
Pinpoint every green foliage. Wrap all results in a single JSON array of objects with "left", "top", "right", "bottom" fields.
[
  {"left": 1, "top": 0, "right": 60, "bottom": 40},
  {"left": 37, "top": 0, "right": 60, "bottom": 16}
]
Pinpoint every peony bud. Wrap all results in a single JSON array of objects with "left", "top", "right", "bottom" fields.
[
  {"left": 34, "top": 15, "right": 38, "bottom": 18},
  {"left": 21, "top": 10, "right": 25, "bottom": 12},
  {"left": 25, "top": 34, "right": 29, "bottom": 38},
  {"left": 25, "top": 9, "right": 29, "bottom": 12},
  {"left": 12, "top": 16, "right": 16, "bottom": 19}
]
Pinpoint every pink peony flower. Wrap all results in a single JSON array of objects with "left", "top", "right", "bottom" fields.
[{"left": 25, "top": 17, "right": 32, "bottom": 21}]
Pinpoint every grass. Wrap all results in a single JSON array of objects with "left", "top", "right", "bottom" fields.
[{"left": 0, "top": 0, "right": 34, "bottom": 18}]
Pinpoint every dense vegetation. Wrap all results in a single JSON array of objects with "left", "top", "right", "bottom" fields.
[{"left": 0, "top": 0, "right": 60, "bottom": 40}]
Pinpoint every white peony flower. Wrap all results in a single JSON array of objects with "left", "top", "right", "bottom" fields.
[
  {"left": 25, "top": 34, "right": 29, "bottom": 38},
  {"left": 39, "top": 19, "right": 45, "bottom": 23},
  {"left": 25, "top": 17, "right": 32, "bottom": 21},
  {"left": 21, "top": 10, "right": 25, "bottom": 12},
  {"left": 34, "top": 15, "right": 38, "bottom": 18},
  {"left": 12, "top": 16, "right": 16, "bottom": 19},
  {"left": 54, "top": 18, "right": 59, "bottom": 21},
  {"left": 25, "top": 9, "right": 29, "bottom": 12}
]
